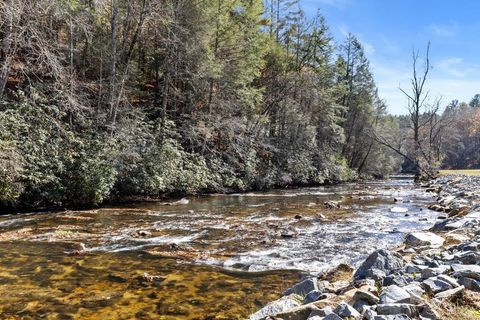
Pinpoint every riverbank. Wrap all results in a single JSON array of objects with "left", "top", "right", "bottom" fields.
[{"left": 249, "top": 174, "right": 480, "bottom": 320}]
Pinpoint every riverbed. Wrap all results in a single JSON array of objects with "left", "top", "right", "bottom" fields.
[{"left": 0, "top": 178, "right": 442, "bottom": 319}]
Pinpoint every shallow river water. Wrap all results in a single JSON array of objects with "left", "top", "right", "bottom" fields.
[{"left": 0, "top": 178, "right": 441, "bottom": 319}]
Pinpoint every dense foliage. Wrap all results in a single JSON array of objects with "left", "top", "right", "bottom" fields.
[{"left": 0, "top": 0, "right": 411, "bottom": 208}]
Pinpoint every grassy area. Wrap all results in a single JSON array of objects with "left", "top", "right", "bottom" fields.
[{"left": 439, "top": 169, "right": 480, "bottom": 176}]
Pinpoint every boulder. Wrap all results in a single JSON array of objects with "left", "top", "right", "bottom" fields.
[
  {"left": 373, "top": 315, "right": 412, "bottom": 320},
  {"left": 451, "top": 264, "right": 480, "bottom": 280},
  {"left": 353, "top": 299, "right": 370, "bottom": 313},
  {"left": 403, "top": 283, "right": 425, "bottom": 297},
  {"left": 453, "top": 251, "right": 480, "bottom": 264},
  {"left": 363, "top": 309, "right": 378, "bottom": 320},
  {"left": 322, "top": 314, "right": 343, "bottom": 320},
  {"left": 274, "top": 302, "right": 321, "bottom": 320},
  {"left": 308, "top": 306, "right": 333, "bottom": 318},
  {"left": 436, "top": 274, "right": 460, "bottom": 288},
  {"left": 352, "top": 290, "right": 380, "bottom": 305},
  {"left": 354, "top": 249, "right": 406, "bottom": 280},
  {"left": 419, "top": 303, "right": 440, "bottom": 320},
  {"left": 303, "top": 290, "right": 323, "bottom": 304},
  {"left": 458, "top": 277, "right": 480, "bottom": 292},
  {"left": 376, "top": 303, "right": 418, "bottom": 317},
  {"left": 434, "top": 285, "right": 464, "bottom": 299},
  {"left": 420, "top": 265, "right": 451, "bottom": 279},
  {"left": 383, "top": 273, "right": 411, "bottom": 287},
  {"left": 284, "top": 278, "right": 318, "bottom": 297},
  {"left": 405, "top": 232, "right": 445, "bottom": 247},
  {"left": 333, "top": 301, "right": 361, "bottom": 319},
  {"left": 249, "top": 294, "right": 302, "bottom": 320},
  {"left": 380, "top": 285, "right": 411, "bottom": 304},
  {"left": 422, "top": 277, "right": 452, "bottom": 294},
  {"left": 405, "top": 264, "right": 421, "bottom": 273}
]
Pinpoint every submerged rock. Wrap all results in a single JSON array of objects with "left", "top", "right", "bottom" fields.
[{"left": 324, "top": 201, "right": 341, "bottom": 209}]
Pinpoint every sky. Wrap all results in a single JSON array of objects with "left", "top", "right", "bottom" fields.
[{"left": 299, "top": 0, "right": 480, "bottom": 114}]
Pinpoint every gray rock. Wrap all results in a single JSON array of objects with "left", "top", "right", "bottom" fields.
[
  {"left": 403, "top": 283, "right": 425, "bottom": 297},
  {"left": 453, "top": 251, "right": 480, "bottom": 264},
  {"left": 366, "top": 269, "right": 387, "bottom": 282},
  {"left": 374, "top": 316, "right": 411, "bottom": 320},
  {"left": 376, "top": 303, "right": 418, "bottom": 317},
  {"left": 458, "top": 277, "right": 480, "bottom": 292},
  {"left": 303, "top": 290, "right": 323, "bottom": 304},
  {"left": 323, "top": 314, "right": 343, "bottom": 320},
  {"left": 333, "top": 301, "right": 361, "bottom": 319},
  {"left": 405, "top": 232, "right": 445, "bottom": 247},
  {"left": 434, "top": 285, "right": 464, "bottom": 299},
  {"left": 421, "top": 265, "right": 451, "bottom": 279},
  {"left": 308, "top": 306, "right": 333, "bottom": 318},
  {"left": 249, "top": 294, "right": 302, "bottom": 320},
  {"left": 383, "top": 273, "right": 411, "bottom": 287},
  {"left": 353, "top": 299, "right": 369, "bottom": 313},
  {"left": 451, "top": 264, "right": 480, "bottom": 280},
  {"left": 380, "top": 285, "right": 411, "bottom": 304},
  {"left": 363, "top": 308, "right": 378, "bottom": 320},
  {"left": 284, "top": 278, "right": 318, "bottom": 297},
  {"left": 436, "top": 274, "right": 460, "bottom": 288},
  {"left": 354, "top": 249, "right": 405, "bottom": 280},
  {"left": 422, "top": 277, "right": 452, "bottom": 294},
  {"left": 405, "top": 264, "right": 421, "bottom": 273},
  {"left": 419, "top": 303, "right": 440, "bottom": 320},
  {"left": 352, "top": 290, "right": 380, "bottom": 305}
]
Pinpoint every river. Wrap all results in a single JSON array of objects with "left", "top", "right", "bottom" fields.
[{"left": 0, "top": 177, "right": 441, "bottom": 319}]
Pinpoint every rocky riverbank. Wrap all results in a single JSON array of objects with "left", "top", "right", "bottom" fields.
[{"left": 248, "top": 175, "right": 480, "bottom": 320}]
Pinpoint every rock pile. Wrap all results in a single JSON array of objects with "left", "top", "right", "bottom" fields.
[{"left": 249, "top": 175, "right": 480, "bottom": 320}]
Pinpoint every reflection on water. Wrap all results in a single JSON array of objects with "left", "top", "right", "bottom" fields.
[{"left": 0, "top": 178, "right": 440, "bottom": 318}]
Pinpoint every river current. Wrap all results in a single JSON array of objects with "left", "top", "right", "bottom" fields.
[{"left": 0, "top": 177, "right": 441, "bottom": 319}]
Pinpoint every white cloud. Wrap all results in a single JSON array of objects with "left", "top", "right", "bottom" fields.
[
  {"left": 428, "top": 24, "right": 456, "bottom": 37},
  {"left": 436, "top": 57, "right": 477, "bottom": 78}
]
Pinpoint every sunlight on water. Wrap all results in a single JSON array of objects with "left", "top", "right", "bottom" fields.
[{"left": 0, "top": 178, "right": 441, "bottom": 318}]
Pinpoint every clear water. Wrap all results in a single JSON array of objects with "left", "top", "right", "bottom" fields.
[{"left": 0, "top": 178, "right": 440, "bottom": 319}]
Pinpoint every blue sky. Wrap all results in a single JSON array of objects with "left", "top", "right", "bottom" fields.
[{"left": 300, "top": 0, "right": 480, "bottom": 114}]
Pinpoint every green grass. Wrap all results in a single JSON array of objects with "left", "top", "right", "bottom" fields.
[{"left": 439, "top": 169, "right": 480, "bottom": 176}]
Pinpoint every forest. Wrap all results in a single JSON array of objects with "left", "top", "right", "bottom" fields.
[{"left": 0, "top": 0, "right": 479, "bottom": 209}]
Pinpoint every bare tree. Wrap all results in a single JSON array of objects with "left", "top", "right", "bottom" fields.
[{"left": 399, "top": 42, "right": 431, "bottom": 177}]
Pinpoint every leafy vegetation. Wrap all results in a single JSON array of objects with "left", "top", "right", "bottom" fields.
[{"left": 0, "top": 0, "right": 475, "bottom": 209}]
